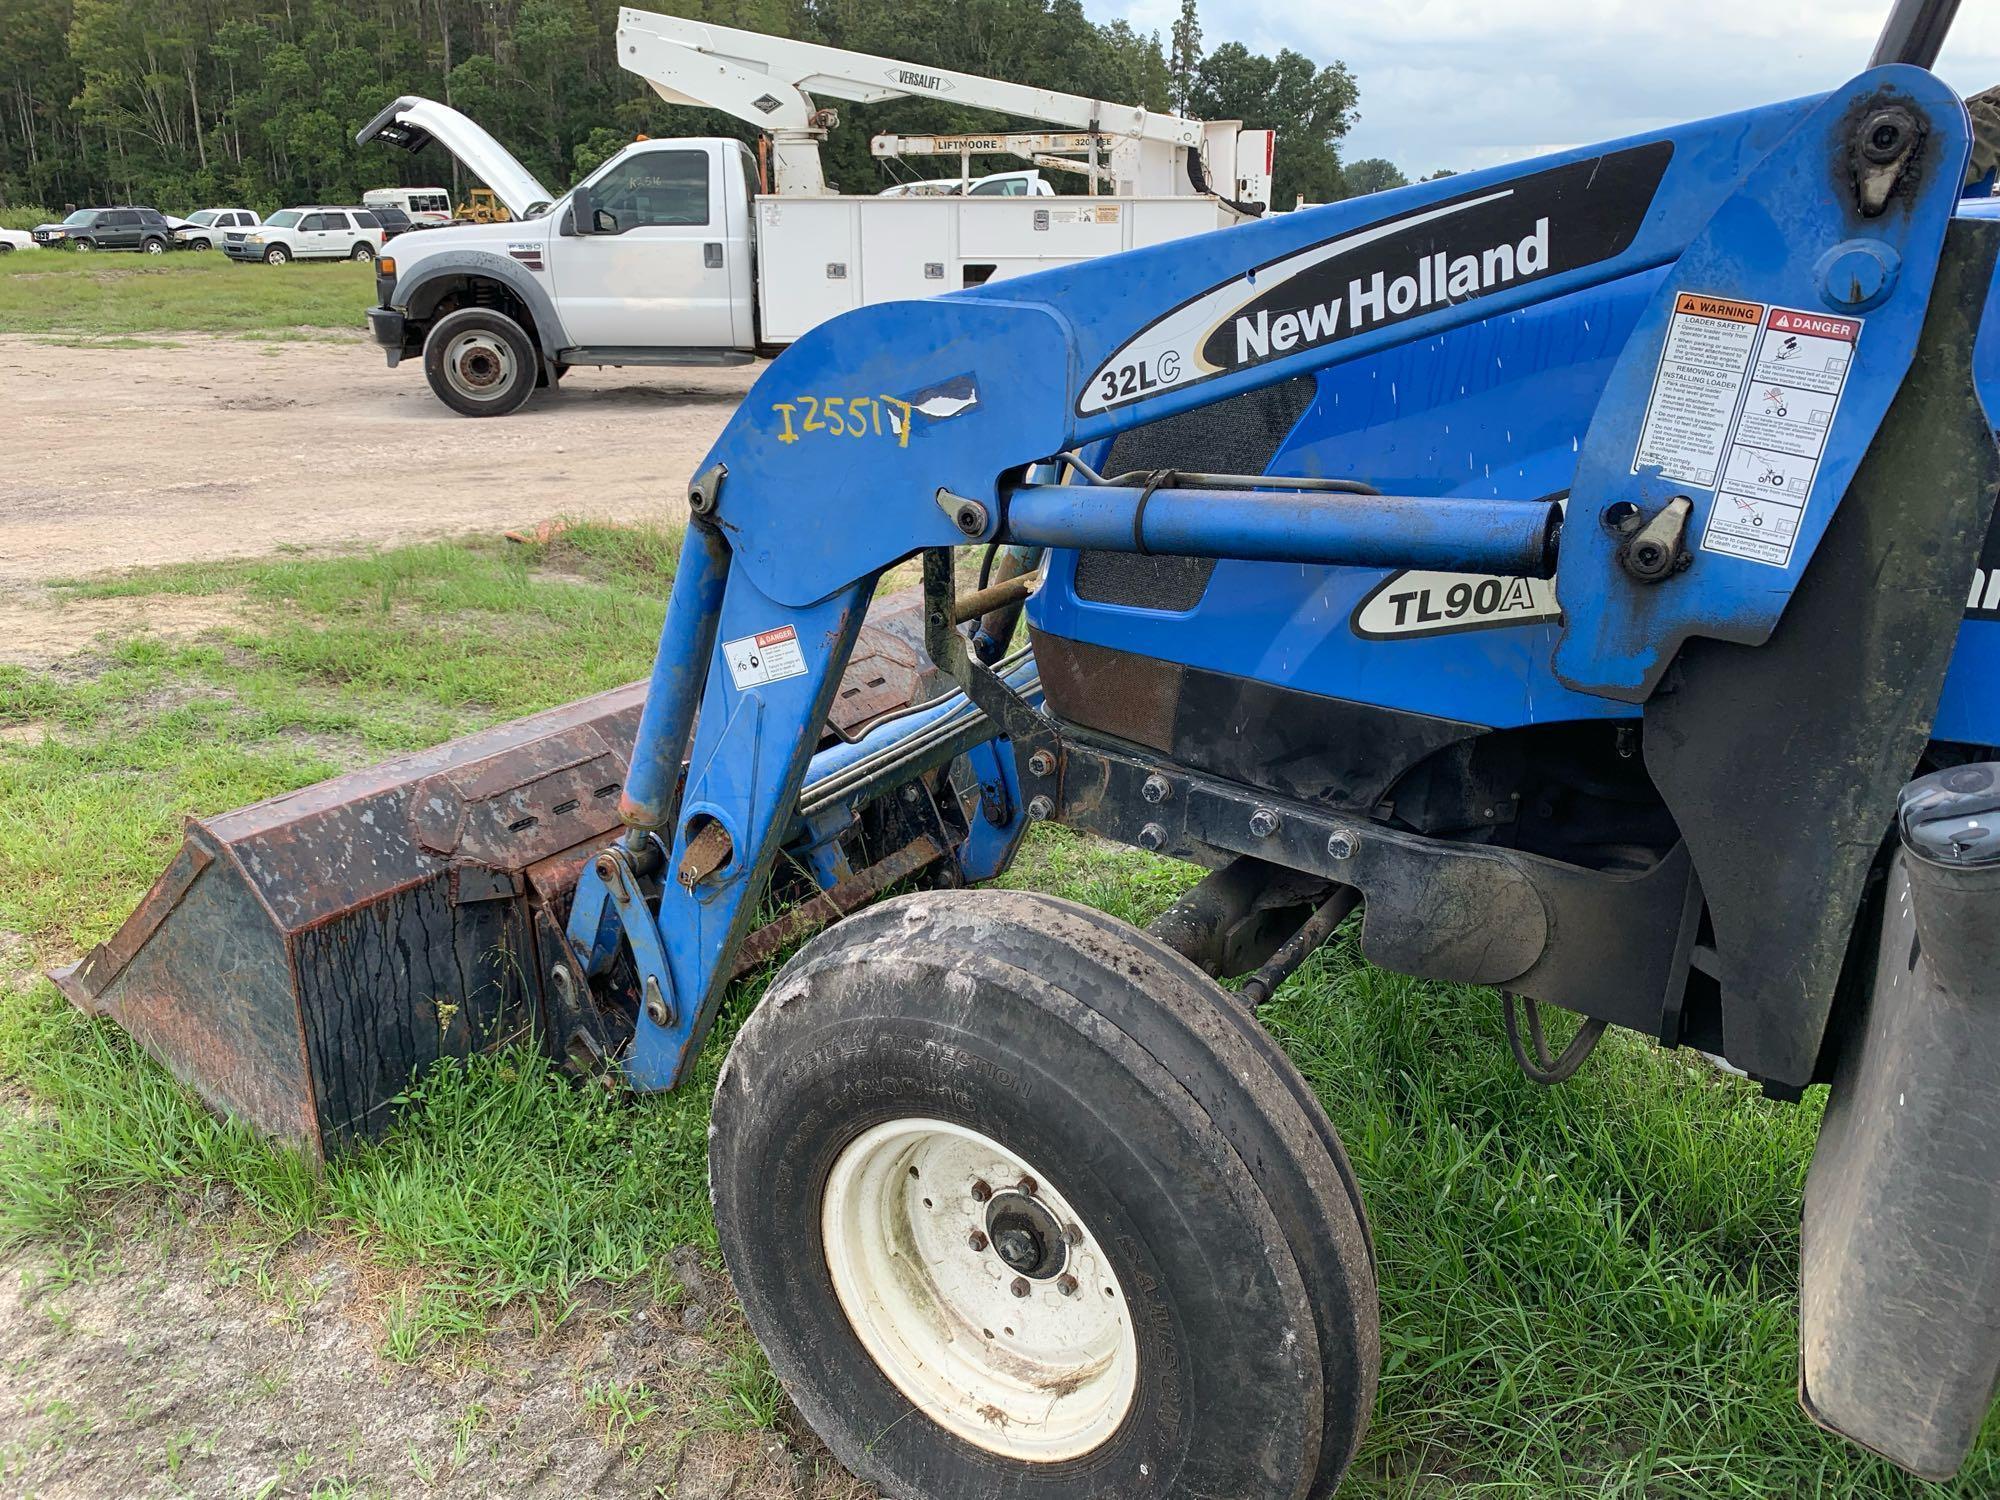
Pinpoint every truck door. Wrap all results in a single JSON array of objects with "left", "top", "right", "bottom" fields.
[{"left": 551, "top": 146, "right": 740, "bottom": 350}]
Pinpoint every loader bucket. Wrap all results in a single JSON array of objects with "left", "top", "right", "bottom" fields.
[
  {"left": 53, "top": 685, "right": 647, "bottom": 1158},
  {"left": 53, "top": 611, "right": 931, "bottom": 1160}
]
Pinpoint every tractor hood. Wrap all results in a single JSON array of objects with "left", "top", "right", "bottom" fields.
[{"left": 355, "top": 96, "right": 555, "bottom": 221}]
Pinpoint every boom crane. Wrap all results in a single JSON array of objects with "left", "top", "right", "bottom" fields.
[{"left": 616, "top": 7, "right": 1272, "bottom": 207}]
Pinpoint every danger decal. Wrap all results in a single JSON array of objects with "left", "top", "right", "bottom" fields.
[
  {"left": 1078, "top": 141, "right": 1672, "bottom": 416},
  {"left": 724, "top": 625, "right": 808, "bottom": 691},
  {"left": 1635, "top": 291, "right": 1865, "bottom": 570}
]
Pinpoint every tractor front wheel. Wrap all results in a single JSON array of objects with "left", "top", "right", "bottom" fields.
[{"left": 710, "top": 889, "right": 1378, "bottom": 1499}]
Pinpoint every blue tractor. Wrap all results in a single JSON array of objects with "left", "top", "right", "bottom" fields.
[{"left": 59, "top": 0, "right": 2000, "bottom": 1490}]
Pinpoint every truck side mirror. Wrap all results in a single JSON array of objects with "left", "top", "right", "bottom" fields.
[{"left": 567, "top": 187, "right": 595, "bottom": 236}]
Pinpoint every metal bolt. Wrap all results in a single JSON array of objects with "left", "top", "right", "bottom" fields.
[
  {"left": 1818, "top": 240, "right": 1896, "bottom": 310},
  {"left": 1248, "top": 807, "right": 1280, "bottom": 838},
  {"left": 1026, "top": 795, "right": 1054, "bottom": 821},
  {"left": 971, "top": 1179, "right": 992, "bottom": 1203},
  {"left": 643, "top": 975, "right": 670, "bottom": 1028},
  {"left": 687, "top": 463, "right": 724, "bottom": 516},
  {"left": 1010, "top": 1277, "right": 1031, "bottom": 1298},
  {"left": 1327, "top": 829, "right": 1358, "bottom": 860},
  {"left": 1017, "top": 1176, "right": 1037, "bottom": 1195},
  {"left": 954, "top": 500, "right": 989, "bottom": 537},
  {"left": 967, "top": 1230, "right": 989, "bottom": 1252},
  {"left": 1137, "top": 822, "right": 1167, "bottom": 852},
  {"left": 549, "top": 963, "right": 576, "bottom": 1007},
  {"left": 1860, "top": 107, "right": 1915, "bottom": 165},
  {"left": 594, "top": 852, "right": 619, "bottom": 882},
  {"left": 1027, "top": 750, "right": 1055, "bottom": 778},
  {"left": 1141, "top": 774, "right": 1171, "bottom": 804},
  {"left": 1056, "top": 1274, "right": 1078, "bottom": 1297}
]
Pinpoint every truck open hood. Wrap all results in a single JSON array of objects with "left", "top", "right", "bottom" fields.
[{"left": 355, "top": 96, "right": 555, "bottom": 221}]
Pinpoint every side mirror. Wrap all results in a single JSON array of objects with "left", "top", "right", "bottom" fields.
[{"left": 566, "top": 187, "right": 594, "bottom": 236}]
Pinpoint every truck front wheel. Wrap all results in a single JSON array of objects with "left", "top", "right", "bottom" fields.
[
  {"left": 710, "top": 889, "right": 1378, "bottom": 1499},
  {"left": 422, "top": 307, "right": 538, "bottom": 417}
]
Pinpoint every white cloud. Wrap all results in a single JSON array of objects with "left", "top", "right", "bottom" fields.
[{"left": 1105, "top": 0, "right": 2000, "bottom": 176}]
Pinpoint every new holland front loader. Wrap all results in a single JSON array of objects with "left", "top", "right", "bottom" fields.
[{"left": 55, "top": 0, "right": 2000, "bottom": 1491}]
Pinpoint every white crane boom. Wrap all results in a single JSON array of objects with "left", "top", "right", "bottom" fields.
[{"left": 615, "top": 7, "right": 1264, "bottom": 201}]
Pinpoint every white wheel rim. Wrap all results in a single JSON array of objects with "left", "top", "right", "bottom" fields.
[
  {"left": 821, "top": 1117, "right": 1138, "bottom": 1463},
  {"left": 441, "top": 330, "right": 516, "bottom": 402}
]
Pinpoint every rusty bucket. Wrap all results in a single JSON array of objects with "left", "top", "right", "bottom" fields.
[{"left": 53, "top": 608, "right": 932, "bottom": 1159}]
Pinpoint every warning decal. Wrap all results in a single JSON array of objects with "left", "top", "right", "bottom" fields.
[
  {"left": 724, "top": 625, "right": 809, "bottom": 691},
  {"left": 1632, "top": 293, "right": 1764, "bottom": 489},
  {"left": 1698, "top": 305, "right": 1860, "bottom": 568}
]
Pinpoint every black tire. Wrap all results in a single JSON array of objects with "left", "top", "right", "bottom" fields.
[
  {"left": 263, "top": 244, "right": 289, "bottom": 265},
  {"left": 72, "top": 239, "right": 94, "bottom": 252},
  {"left": 349, "top": 242, "right": 374, "bottom": 263},
  {"left": 188, "top": 237, "right": 211, "bottom": 252},
  {"left": 712, "top": 890, "right": 1378, "bottom": 1500},
  {"left": 142, "top": 236, "right": 166, "bottom": 255},
  {"left": 421, "top": 306, "right": 538, "bottom": 418},
  {"left": 1049, "top": 897, "right": 1380, "bottom": 1491},
  {"left": 0, "top": 243, "right": 11, "bottom": 254}
]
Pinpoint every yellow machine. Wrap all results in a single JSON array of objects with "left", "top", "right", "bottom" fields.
[{"left": 455, "top": 187, "right": 511, "bottom": 223}]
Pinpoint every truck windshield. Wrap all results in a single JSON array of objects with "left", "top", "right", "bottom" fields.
[
  {"left": 186, "top": 210, "right": 219, "bottom": 226},
  {"left": 62, "top": 210, "right": 94, "bottom": 225}
]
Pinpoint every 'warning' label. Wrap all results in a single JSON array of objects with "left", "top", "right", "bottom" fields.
[
  {"left": 724, "top": 625, "right": 808, "bottom": 691},
  {"left": 1632, "top": 293, "right": 1765, "bottom": 489}
]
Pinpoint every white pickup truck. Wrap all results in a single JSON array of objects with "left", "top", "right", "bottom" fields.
[{"left": 357, "top": 98, "right": 1259, "bottom": 417}]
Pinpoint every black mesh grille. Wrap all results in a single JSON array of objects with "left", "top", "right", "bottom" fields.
[
  {"left": 1072, "top": 551, "right": 1218, "bottom": 611},
  {"left": 1074, "top": 376, "right": 1318, "bottom": 610}
]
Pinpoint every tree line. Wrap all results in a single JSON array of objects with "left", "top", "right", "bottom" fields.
[{"left": 0, "top": 0, "right": 1420, "bottom": 215}]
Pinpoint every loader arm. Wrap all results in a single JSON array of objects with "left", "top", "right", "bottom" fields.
[{"left": 563, "top": 65, "right": 1979, "bottom": 1095}]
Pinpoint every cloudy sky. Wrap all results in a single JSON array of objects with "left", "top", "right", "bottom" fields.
[{"left": 1102, "top": 0, "right": 2000, "bottom": 177}]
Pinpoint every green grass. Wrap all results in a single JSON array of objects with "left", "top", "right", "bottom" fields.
[
  {"left": 1, "top": 526, "right": 1994, "bottom": 1495},
  {"left": 0, "top": 247, "right": 373, "bottom": 337}
]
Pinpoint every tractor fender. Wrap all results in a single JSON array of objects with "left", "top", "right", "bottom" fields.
[{"left": 1800, "top": 763, "right": 2000, "bottom": 1480}]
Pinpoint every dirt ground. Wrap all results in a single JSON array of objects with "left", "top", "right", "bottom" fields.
[
  {"left": 0, "top": 1221, "right": 864, "bottom": 1500},
  {"left": 0, "top": 340, "right": 883, "bottom": 1497},
  {"left": 0, "top": 334, "right": 755, "bottom": 665}
]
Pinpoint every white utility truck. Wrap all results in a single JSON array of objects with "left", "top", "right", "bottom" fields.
[{"left": 356, "top": 8, "right": 1275, "bottom": 415}]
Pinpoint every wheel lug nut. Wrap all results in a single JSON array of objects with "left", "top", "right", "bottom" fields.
[
  {"left": 1056, "top": 1274, "right": 1078, "bottom": 1296},
  {"left": 1010, "top": 1277, "right": 1030, "bottom": 1298},
  {"left": 1016, "top": 1176, "right": 1037, "bottom": 1196},
  {"left": 967, "top": 1230, "right": 988, "bottom": 1252},
  {"left": 971, "top": 1179, "right": 992, "bottom": 1203}
]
